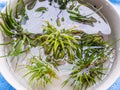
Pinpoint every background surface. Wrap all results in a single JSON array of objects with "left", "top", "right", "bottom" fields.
[{"left": 0, "top": 0, "right": 120, "bottom": 90}]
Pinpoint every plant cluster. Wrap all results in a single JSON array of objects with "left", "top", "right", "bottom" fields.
[
  {"left": 24, "top": 56, "right": 58, "bottom": 87},
  {"left": 0, "top": 6, "right": 39, "bottom": 56},
  {"left": 63, "top": 46, "right": 112, "bottom": 90}
]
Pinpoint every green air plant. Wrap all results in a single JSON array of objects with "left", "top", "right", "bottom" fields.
[
  {"left": 34, "top": 21, "right": 79, "bottom": 61},
  {"left": 62, "top": 45, "right": 113, "bottom": 90},
  {"left": 0, "top": 7, "right": 41, "bottom": 56},
  {"left": 67, "top": 9, "right": 97, "bottom": 25},
  {"left": 63, "top": 29, "right": 107, "bottom": 47},
  {"left": 24, "top": 56, "right": 58, "bottom": 87},
  {"left": 80, "top": 33, "right": 106, "bottom": 46}
]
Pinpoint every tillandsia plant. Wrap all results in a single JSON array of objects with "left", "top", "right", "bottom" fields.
[
  {"left": 24, "top": 56, "right": 58, "bottom": 87},
  {"left": 0, "top": 3, "right": 41, "bottom": 56},
  {"left": 0, "top": 8, "right": 29, "bottom": 56},
  {"left": 62, "top": 45, "right": 113, "bottom": 90},
  {"left": 34, "top": 21, "right": 79, "bottom": 61},
  {"left": 63, "top": 28, "right": 107, "bottom": 47},
  {"left": 67, "top": 9, "right": 97, "bottom": 25},
  {"left": 80, "top": 33, "right": 106, "bottom": 46}
]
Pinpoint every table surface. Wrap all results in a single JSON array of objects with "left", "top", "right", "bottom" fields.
[{"left": 0, "top": 0, "right": 120, "bottom": 90}]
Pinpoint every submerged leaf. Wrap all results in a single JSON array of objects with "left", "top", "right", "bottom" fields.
[
  {"left": 63, "top": 44, "right": 113, "bottom": 90},
  {"left": 35, "top": 7, "right": 47, "bottom": 12},
  {"left": 67, "top": 9, "right": 97, "bottom": 25},
  {"left": 27, "top": 0, "right": 37, "bottom": 10},
  {"left": 39, "top": 0, "right": 45, "bottom": 2},
  {"left": 56, "top": 17, "right": 61, "bottom": 27}
]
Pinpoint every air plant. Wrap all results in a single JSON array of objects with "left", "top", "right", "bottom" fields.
[
  {"left": 80, "top": 33, "right": 106, "bottom": 46},
  {"left": 62, "top": 45, "right": 113, "bottom": 90},
  {"left": 34, "top": 21, "right": 79, "bottom": 61},
  {"left": 24, "top": 56, "right": 58, "bottom": 87},
  {"left": 0, "top": 6, "right": 40, "bottom": 56},
  {"left": 62, "top": 28, "right": 107, "bottom": 47},
  {"left": 67, "top": 0, "right": 104, "bottom": 25},
  {"left": 67, "top": 9, "right": 97, "bottom": 25}
]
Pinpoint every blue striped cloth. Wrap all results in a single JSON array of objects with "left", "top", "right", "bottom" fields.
[{"left": 0, "top": 0, "right": 120, "bottom": 90}]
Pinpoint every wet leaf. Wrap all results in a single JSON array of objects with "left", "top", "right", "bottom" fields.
[
  {"left": 39, "top": 0, "right": 45, "bottom": 2},
  {"left": 61, "top": 17, "right": 65, "bottom": 22},
  {"left": 27, "top": 0, "right": 37, "bottom": 10},
  {"left": 35, "top": 7, "right": 47, "bottom": 12},
  {"left": 56, "top": 18, "right": 61, "bottom": 27}
]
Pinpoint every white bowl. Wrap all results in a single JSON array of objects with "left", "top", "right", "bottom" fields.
[{"left": 0, "top": 0, "right": 120, "bottom": 90}]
